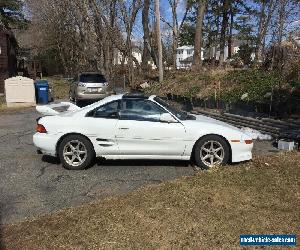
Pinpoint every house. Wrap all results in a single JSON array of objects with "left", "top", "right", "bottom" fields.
[
  {"left": 0, "top": 30, "right": 17, "bottom": 94},
  {"left": 114, "top": 47, "right": 142, "bottom": 66},
  {"left": 207, "top": 39, "right": 256, "bottom": 62},
  {"left": 113, "top": 47, "right": 156, "bottom": 69},
  {"left": 176, "top": 46, "right": 204, "bottom": 69},
  {"left": 176, "top": 39, "right": 257, "bottom": 69}
]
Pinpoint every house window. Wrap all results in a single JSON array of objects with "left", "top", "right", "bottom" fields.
[{"left": 187, "top": 49, "right": 193, "bottom": 55}]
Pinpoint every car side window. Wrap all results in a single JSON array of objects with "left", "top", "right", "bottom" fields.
[
  {"left": 92, "top": 100, "right": 120, "bottom": 118},
  {"left": 120, "top": 99, "right": 167, "bottom": 122}
]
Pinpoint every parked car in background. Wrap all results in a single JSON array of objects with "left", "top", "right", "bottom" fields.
[
  {"left": 69, "top": 72, "right": 113, "bottom": 105},
  {"left": 34, "top": 93, "right": 253, "bottom": 170}
]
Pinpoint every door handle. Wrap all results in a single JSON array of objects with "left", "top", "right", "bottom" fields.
[{"left": 119, "top": 127, "right": 129, "bottom": 130}]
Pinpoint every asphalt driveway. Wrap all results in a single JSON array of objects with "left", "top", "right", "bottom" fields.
[
  {"left": 0, "top": 108, "right": 194, "bottom": 225},
  {"left": 0, "top": 108, "right": 279, "bottom": 225}
]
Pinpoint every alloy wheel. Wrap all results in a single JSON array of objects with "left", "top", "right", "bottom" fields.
[
  {"left": 63, "top": 140, "right": 87, "bottom": 167},
  {"left": 200, "top": 140, "right": 225, "bottom": 167}
]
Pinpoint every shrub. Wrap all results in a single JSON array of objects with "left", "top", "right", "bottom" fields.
[{"left": 221, "top": 69, "right": 281, "bottom": 102}]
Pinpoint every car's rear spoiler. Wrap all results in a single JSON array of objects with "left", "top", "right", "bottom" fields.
[{"left": 36, "top": 102, "right": 81, "bottom": 116}]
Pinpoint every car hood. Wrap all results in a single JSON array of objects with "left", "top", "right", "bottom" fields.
[{"left": 185, "top": 114, "right": 244, "bottom": 134}]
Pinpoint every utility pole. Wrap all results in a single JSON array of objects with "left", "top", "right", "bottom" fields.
[{"left": 155, "top": 0, "right": 163, "bottom": 82}]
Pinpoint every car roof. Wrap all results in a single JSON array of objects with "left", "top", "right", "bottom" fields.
[{"left": 77, "top": 94, "right": 157, "bottom": 115}]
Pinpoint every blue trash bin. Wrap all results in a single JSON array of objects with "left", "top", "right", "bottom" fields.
[{"left": 35, "top": 80, "right": 49, "bottom": 104}]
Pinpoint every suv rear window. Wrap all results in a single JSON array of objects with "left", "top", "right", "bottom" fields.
[{"left": 79, "top": 74, "right": 106, "bottom": 83}]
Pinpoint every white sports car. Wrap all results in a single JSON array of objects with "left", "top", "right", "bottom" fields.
[{"left": 33, "top": 93, "right": 253, "bottom": 170}]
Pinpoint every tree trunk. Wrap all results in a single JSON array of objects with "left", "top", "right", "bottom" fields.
[
  {"left": 192, "top": 0, "right": 207, "bottom": 71},
  {"left": 155, "top": 0, "right": 163, "bottom": 82},
  {"left": 172, "top": 26, "right": 178, "bottom": 69},
  {"left": 227, "top": 4, "right": 234, "bottom": 59},
  {"left": 277, "top": 0, "right": 287, "bottom": 44},
  {"left": 207, "top": 21, "right": 212, "bottom": 60},
  {"left": 255, "top": 1, "right": 265, "bottom": 64},
  {"left": 170, "top": 0, "right": 179, "bottom": 69},
  {"left": 212, "top": 4, "right": 220, "bottom": 66},
  {"left": 57, "top": 43, "right": 67, "bottom": 75},
  {"left": 142, "top": 0, "right": 158, "bottom": 72},
  {"left": 219, "top": 0, "right": 230, "bottom": 67},
  {"left": 108, "top": 0, "right": 117, "bottom": 77},
  {"left": 255, "top": 0, "right": 275, "bottom": 63},
  {"left": 142, "top": 0, "right": 151, "bottom": 71}
]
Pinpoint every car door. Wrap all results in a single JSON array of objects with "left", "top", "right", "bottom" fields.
[
  {"left": 116, "top": 98, "right": 186, "bottom": 156},
  {"left": 84, "top": 100, "right": 120, "bottom": 155}
]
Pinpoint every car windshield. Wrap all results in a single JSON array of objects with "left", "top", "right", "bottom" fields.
[
  {"left": 154, "top": 97, "right": 188, "bottom": 120},
  {"left": 79, "top": 74, "right": 106, "bottom": 83}
]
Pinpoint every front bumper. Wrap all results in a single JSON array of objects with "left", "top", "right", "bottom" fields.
[{"left": 230, "top": 141, "right": 253, "bottom": 162}]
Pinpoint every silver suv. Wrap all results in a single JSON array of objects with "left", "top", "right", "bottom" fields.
[{"left": 69, "top": 72, "right": 113, "bottom": 105}]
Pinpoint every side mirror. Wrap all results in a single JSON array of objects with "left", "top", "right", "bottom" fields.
[{"left": 160, "top": 113, "right": 177, "bottom": 123}]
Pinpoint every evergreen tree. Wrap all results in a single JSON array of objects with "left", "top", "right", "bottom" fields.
[{"left": 0, "top": 0, "right": 27, "bottom": 29}]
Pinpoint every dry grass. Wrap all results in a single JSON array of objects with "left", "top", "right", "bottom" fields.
[
  {"left": 1, "top": 152, "right": 300, "bottom": 249},
  {"left": 45, "top": 76, "right": 70, "bottom": 100},
  {"left": 0, "top": 95, "right": 5, "bottom": 109},
  {"left": 146, "top": 69, "right": 231, "bottom": 98}
]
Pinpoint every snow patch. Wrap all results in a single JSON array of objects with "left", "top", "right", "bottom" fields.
[{"left": 241, "top": 127, "right": 272, "bottom": 140}]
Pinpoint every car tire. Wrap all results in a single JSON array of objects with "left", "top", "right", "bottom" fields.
[
  {"left": 58, "top": 134, "right": 95, "bottom": 170},
  {"left": 194, "top": 135, "right": 230, "bottom": 169}
]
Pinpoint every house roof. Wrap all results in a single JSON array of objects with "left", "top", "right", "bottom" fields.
[
  {"left": 177, "top": 45, "right": 194, "bottom": 50},
  {"left": 177, "top": 45, "right": 204, "bottom": 51}
]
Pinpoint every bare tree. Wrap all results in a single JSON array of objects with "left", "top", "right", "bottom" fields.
[
  {"left": 118, "top": 0, "right": 142, "bottom": 85},
  {"left": 254, "top": 0, "right": 276, "bottom": 63},
  {"left": 192, "top": 0, "right": 207, "bottom": 71},
  {"left": 277, "top": 0, "right": 288, "bottom": 44},
  {"left": 219, "top": 0, "right": 230, "bottom": 67},
  {"left": 141, "top": 0, "right": 158, "bottom": 71},
  {"left": 155, "top": 0, "right": 163, "bottom": 82},
  {"left": 227, "top": 3, "right": 234, "bottom": 59},
  {"left": 168, "top": 0, "right": 179, "bottom": 68},
  {"left": 179, "top": 0, "right": 194, "bottom": 31}
]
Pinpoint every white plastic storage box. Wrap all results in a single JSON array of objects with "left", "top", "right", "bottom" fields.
[
  {"left": 278, "top": 139, "right": 294, "bottom": 151},
  {"left": 5, "top": 76, "right": 36, "bottom": 107}
]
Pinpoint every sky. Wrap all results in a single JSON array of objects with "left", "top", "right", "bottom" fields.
[
  {"left": 22, "top": 0, "right": 299, "bottom": 47},
  {"left": 132, "top": 0, "right": 300, "bottom": 46},
  {"left": 131, "top": 0, "right": 187, "bottom": 44}
]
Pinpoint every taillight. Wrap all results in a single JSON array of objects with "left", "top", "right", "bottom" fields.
[{"left": 36, "top": 124, "right": 47, "bottom": 133}]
